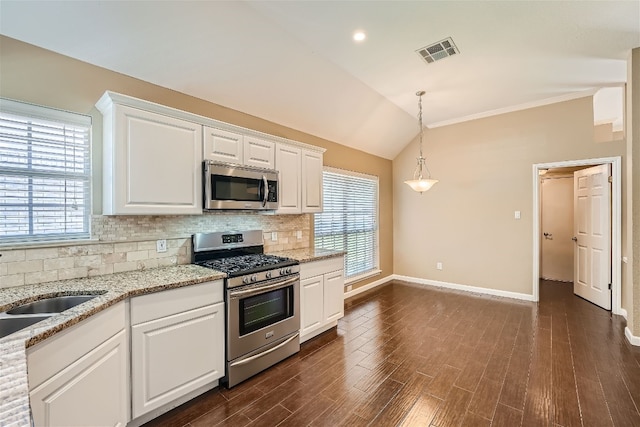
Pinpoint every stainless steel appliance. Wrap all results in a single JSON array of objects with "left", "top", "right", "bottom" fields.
[
  {"left": 203, "top": 161, "right": 278, "bottom": 210},
  {"left": 192, "top": 230, "right": 300, "bottom": 387}
]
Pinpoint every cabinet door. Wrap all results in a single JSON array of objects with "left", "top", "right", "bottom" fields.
[
  {"left": 244, "top": 137, "right": 275, "bottom": 169},
  {"left": 300, "top": 275, "right": 324, "bottom": 336},
  {"left": 276, "top": 144, "right": 302, "bottom": 214},
  {"left": 324, "top": 270, "right": 345, "bottom": 323},
  {"left": 301, "top": 150, "right": 323, "bottom": 213},
  {"left": 109, "top": 105, "right": 202, "bottom": 215},
  {"left": 204, "top": 127, "right": 243, "bottom": 163},
  {"left": 30, "top": 329, "right": 128, "bottom": 427},
  {"left": 131, "top": 303, "right": 224, "bottom": 418}
]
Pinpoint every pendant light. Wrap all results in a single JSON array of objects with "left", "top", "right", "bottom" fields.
[{"left": 404, "top": 90, "right": 438, "bottom": 193}]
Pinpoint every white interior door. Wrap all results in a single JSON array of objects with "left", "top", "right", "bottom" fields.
[
  {"left": 573, "top": 164, "right": 611, "bottom": 310},
  {"left": 540, "top": 176, "right": 574, "bottom": 282}
]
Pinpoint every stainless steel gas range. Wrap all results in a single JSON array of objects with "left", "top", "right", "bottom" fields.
[{"left": 192, "top": 230, "right": 300, "bottom": 388}]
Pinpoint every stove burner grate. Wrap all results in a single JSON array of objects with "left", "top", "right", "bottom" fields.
[{"left": 196, "top": 254, "right": 296, "bottom": 276}]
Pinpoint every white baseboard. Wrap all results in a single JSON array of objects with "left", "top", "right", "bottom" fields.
[
  {"left": 619, "top": 308, "right": 628, "bottom": 320},
  {"left": 625, "top": 327, "right": 640, "bottom": 347},
  {"left": 344, "top": 274, "right": 393, "bottom": 299},
  {"left": 393, "top": 275, "right": 536, "bottom": 302}
]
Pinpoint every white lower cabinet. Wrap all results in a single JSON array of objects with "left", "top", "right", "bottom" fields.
[
  {"left": 300, "top": 257, "right": 345, "bottom": 343},
  {"left": 129, "top": 281, "right": 225, "bottom": 421},
  {"left": 28, "top": 301, "right": 129, "bottom": 427}
]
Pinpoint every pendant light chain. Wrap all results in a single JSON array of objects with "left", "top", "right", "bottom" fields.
[{"left": 404, "top": 90, "right": 438, "bottom": 193}]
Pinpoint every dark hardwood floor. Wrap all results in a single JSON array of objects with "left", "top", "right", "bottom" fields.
[{"left": 143, "top": 279, "right": 640, "bottom": 427}]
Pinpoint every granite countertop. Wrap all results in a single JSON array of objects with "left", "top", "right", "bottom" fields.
[
  {"left": 268, "top": 247, "right": 346, "bottom": 263},
  {"left": 0, "top": 249, "right": 342, "bottom": 426},
  {"left": 0, "top": 264, "right": 225, "bottom": 427}
]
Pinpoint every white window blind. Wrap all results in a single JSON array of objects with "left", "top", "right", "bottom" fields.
[
  {"left": 315, "top": 167, "right": 379, "bottom": 281},
  {"left": 0, "top": 99, "right": 91, "bottom": 243}
]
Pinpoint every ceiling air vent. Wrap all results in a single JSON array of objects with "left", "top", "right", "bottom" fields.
[{"left": 416, "top": 37, "right": 459, "bottom": 64}]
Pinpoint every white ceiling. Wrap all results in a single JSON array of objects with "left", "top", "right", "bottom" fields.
[{"left": 0, "top": 1, "right": 638, "bottom": 159}]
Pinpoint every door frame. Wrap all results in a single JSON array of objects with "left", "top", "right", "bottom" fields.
[{"left": 532, "top": 156, "right": 622, "bottom": 314}]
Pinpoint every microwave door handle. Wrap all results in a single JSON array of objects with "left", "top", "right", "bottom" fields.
[{"left": 262, "top": 175, "right": 268, "bottom": 207}]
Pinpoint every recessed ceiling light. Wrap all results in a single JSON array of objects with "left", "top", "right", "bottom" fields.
[{"left": 353, "top": 31, "right": 366, "bottom": 42}]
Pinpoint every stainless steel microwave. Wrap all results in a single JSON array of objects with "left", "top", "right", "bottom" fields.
[{"left": 203, "top": 161, "right": 278, "bottom": 210}]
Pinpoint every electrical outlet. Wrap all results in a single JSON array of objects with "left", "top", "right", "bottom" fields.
[
  {"left": 296, "top": 230, "right": 302, "bottom": 239},
  {"left": 436, "top": 262, "right": 443, "bottom": 270},
  {"left": 156, "top": 239, "right": 167, "bottom": 253},
  {"left": 271, "top": 232, "right": 278, "bottom": 241},
  {"left": 514, "top": 210, "right": 521, "bottom": 220}
]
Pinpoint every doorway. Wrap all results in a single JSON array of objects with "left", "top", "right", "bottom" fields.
[
  {"left": 540, "top": 171, "right": 575, "bottom": 282},
  {"left": 532, "top": 157, "right": 622, "bottom": 315}
]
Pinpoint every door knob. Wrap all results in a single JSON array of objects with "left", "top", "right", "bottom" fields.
[
  {"left": 543, "top": 232, "right": 553, "bottom": 238},
  {"left": 572, "top": 237, "right": 578, "bottom": 242}
]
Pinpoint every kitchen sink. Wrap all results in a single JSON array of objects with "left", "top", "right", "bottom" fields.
[
  {"left": 6, "top": 295, "right": 100, "bottom": 315},
  {"left": 0, "top": 316, "right": 52, "bottom": 339}
]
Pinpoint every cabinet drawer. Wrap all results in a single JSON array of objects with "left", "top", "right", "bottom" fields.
[
  {"left": 300, "top": 257, "right": 344, "bottom": 280},
  {"left": 29, "top": 329, "right": 128, "bottom": 427},
  {"left": 131, "top": 280, "right": 223, "bottom": 325},
  {"left": 28, "top": 301, "right": 126, "bottom": 390},
  {"left": 131, "top": 302, "right": 224, "bottom": 418}
]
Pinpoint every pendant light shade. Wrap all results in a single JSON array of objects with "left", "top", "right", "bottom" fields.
[{"left": 404, "top": 91, "right": 438, "bottom": 194}]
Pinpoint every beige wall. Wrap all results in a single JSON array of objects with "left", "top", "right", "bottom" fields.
[
  {"left": 0, "top": 36, "right": 393, "bottom": 290},
  {"left": 393, "top": 96, "right": 626, "bottom": 297}
]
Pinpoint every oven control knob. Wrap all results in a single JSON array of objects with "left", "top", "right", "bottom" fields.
[
  {"left": 243, "top": 277, "right": 250, "bottom": 284},
  {"left": 251, "top": 275, "right": 258, "bottom": 282},
  {"left": 280, "top": 268, "right": 286, "bottom": 275},
  {"left": 265, "top": 271, "right": 272, "bottom": 279},
  {"left": 285, "top": 267, "right": 292, "bottom": 274}
]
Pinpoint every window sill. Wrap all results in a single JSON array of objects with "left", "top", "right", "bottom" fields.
[
  {"left": 345, "top": 269, "right": 382, "bottom": 286},
  {"left": 0, "top": 238, "right": 99, "bottom": 250}
]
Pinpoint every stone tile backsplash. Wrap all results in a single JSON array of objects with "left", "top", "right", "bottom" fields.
[{"left": 0, "top": 212, "right": 311, "bottom": 289}]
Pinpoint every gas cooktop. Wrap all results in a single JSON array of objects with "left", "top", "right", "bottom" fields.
[
  {"left": 192, "top": 230, "right": 299, "bottom": 278},
  {"left": 196, "top": 253, "right": 298, "bottom": 277}
]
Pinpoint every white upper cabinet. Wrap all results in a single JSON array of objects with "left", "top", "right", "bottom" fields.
[
  {"left": 97, "top": 93, "right": 203, "bottom": 215},
  {"left": 203, "top": 127, "right": 243, "bottom": 164},
  {"left": 302, "top": 150, "right": 323, "bottom": 213},
  {"left": 244, "top": 136, "right": 275, "bottom": 169},
  {"left": 97, "top": 91, "right": 325, "bottom": 216},
  {"left": 276, "top": 144, "right": 323, "bottom": 214},
  {"left": 276, "top": 144, "right": 302, "bottom": 214},
  {"left": 204, "top": 127, "right": 275, "bottom": 169}
]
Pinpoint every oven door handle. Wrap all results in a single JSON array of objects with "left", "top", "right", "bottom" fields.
[
  {"left": 229, "top": 333, "right": 299, "bottom": 367},
  {"left": 228, "top": 276, "right": 299, "bottom": 299}
]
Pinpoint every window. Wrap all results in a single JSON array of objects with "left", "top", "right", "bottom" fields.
[
  {"left": 314, "top": 167, "right": 379, "bottom": 282},
  {"left": 0, "top": 98, "right": 91, "bottom": 243}
]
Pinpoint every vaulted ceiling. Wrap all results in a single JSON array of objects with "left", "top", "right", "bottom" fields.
[{"left": 1, "top": 1, "right": 638, "bottom": 159}]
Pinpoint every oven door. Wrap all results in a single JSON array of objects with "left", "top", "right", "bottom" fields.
[
  {"left": 227, "top": 275, "right": 300, "bottom": 361},
  {"left": 204, "top": 161, "right": 278, "bottom": 210}
]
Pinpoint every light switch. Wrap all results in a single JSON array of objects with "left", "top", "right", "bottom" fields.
[
  {"left": 271, "top": 232, "right": 278, "bottom": 241},
  {"left": 514, "top": 210, "right": 521, "bottom": 220}
]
